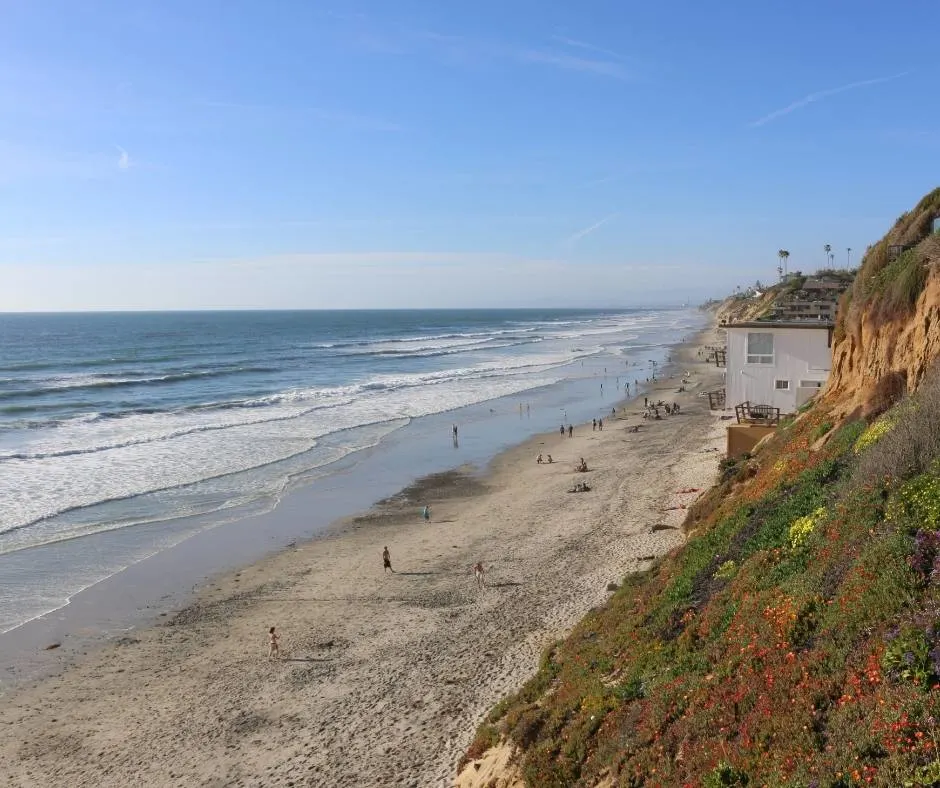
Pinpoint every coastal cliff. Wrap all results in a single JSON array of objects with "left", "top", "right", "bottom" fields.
[
  {"left": 710, "top": 288, "right": 778, "bottom": 324},
  {"left": 459, "top": 187, "right": 940, "bottom": 787},
  {"left": 827, "top": 188, "right": 940, "bottom": 418}
]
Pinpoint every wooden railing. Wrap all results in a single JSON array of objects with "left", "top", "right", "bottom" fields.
[
  {"left": 706, "top": 389, "right": 726, "bottom": 410},
  {"left": 734, "top": 401, "right": 780, "bottom": 425}
]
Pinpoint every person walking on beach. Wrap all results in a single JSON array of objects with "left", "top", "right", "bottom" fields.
[
  {"left": 568, "top": 424, "right": 573, "bottom": 438},
  {"left": 383, "top": 546, "right": 393, "bottom": 574},
  {"left": 423, "top": 505, "right": 430, "bottom": 523},
  {"left": 268, "top": 626, "right": 280, "bottom": 660},
  {"left": 473, "top": 561, "right": 486, "bottom": 590},
  {"left": 598, "top": 418, "right": 603, "bottom": 431},
  {"left": 592, "top": 418, "right": 597, "bottom": 431},
  {"left": 560, "top": 424, "right": 565, "bottom": 437}
]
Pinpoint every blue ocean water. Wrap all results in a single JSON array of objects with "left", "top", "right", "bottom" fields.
[{"left": 0, "top": 308, "right": 700, "bottom": 634}]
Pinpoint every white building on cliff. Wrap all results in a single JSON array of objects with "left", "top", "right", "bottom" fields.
[{"left": 725, "top": 321, "right": 833, "bottom": 413}]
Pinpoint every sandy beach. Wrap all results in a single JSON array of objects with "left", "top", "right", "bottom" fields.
[{"left": 0, "top": 330, "right": 726, "bottom": 788}]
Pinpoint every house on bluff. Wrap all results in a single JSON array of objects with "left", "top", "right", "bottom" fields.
[{"left": 722, "top": 320, "right": 834, "bottom": 457}]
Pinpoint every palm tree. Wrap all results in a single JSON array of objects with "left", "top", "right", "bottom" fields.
[
  {"left": 824, "top": 244, "right": 831, "bottom": 268},
  {"left": 778, "top": 249, "right": 790, "bottom": 279}
]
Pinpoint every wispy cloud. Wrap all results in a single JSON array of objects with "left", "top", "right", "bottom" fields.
[
  {"left": 551, "top": 35, "right": 625, "bottom": 62},
  {"left": 116, "top": 145, "right": 130, "bottom": 169},
  {"left": 566, "top": 214, "right": 618, "bottom": 244},
  {"left": 749, "top": 72, "right": 909, "bottom": 127},
  {"left": 329, "top": 15, "right": 631, "bottom": 80},
  {"left": 516, "top": 50, "right": 629, "bottom": 80}
]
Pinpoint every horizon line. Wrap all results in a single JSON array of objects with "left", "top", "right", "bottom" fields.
[{"left": 0, "top": 303, "right": 700, "bottom": 315}]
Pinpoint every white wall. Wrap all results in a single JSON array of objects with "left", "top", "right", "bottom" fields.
[{"left": 726, "top": 327, "right": 832, "bottom": 413}]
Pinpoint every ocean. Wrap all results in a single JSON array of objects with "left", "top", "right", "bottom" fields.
[{"left": 0, "top": 308, "right": 703, "bottom": 637}]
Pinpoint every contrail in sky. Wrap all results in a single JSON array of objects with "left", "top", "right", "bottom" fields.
[
  {"left": 749, "top": 72, "right": 908, "bottom": 127},
  {"left": 567, "top": 213, "right": 618, "bottom": 244}
]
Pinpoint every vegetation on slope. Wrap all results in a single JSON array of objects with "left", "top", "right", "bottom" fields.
[
  {"left": 465, "top": 370, "right": 940, "bottom": 786},
  {"left": 839, "top": 187, "right": 940, "bottom": 332},
  {"left": 711, "top": 286, "right": 781, "bottom": 324}
]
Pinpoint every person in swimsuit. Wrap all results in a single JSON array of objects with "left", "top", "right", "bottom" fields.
[
  {"left": 268, "top": 626, "right": 280, "bottom": 660},
  {"left": 383, "top": 546, "right": 393, "bottom": 574}
]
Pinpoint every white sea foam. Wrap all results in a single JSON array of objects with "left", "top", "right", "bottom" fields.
[
  {"left": 0, "top": 310, "right": 691, "bottom": 559},
  {"left": 0, "top": 347, "right": 594, "bottom": 545},
  {"left": 0, "top": 308, "right": 707, "bottom": 636}
]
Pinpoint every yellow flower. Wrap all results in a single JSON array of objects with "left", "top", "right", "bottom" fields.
[
  {"left": 886, "top": 473, "right": 940, "bottom": 526},
  {"left": 714, "top": 560, "right": 737, "bottom": 580},
  {"left": 854, "top": 417, "right": 894, "bottom": 455},
  {"left": 789, "top": 507, "right": 826, "bottom": 550}
]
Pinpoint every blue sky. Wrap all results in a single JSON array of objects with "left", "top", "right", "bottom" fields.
[{"left": 1, "top": 0, "right": 936, "bottom": 310}]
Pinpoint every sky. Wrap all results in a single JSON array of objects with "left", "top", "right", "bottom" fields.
[{"left": 1, "top": 0, "right": 937, "bottom": 311}]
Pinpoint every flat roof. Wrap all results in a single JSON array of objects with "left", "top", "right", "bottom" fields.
[{"left": 724, "top": 320, "right": 834, "bottom": 330}]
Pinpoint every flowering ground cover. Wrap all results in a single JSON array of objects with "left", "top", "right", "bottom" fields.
[{"left": 466, "top": 376, "right": 940, "bottom": 786}]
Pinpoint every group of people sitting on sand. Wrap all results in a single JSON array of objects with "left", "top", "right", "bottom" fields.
[
  {"left": 642, "top": 398, "right": 680, "bottom": 420},
  {"left": 536, "top": 453, "right": 553, "bottom": 464},
  {"left": 568, "top": 456, "right": 592, "bottom": 492}
]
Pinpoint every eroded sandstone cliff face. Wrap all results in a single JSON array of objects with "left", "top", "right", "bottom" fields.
[
  {"left": 827, "top": 273, "right": 940, "bottom": 417},
  {"left": 712, "top": 288, "right": 778, "bottom": 324},
  {"left": 825, "top": 188, "right": 940, "bottom": 418}
]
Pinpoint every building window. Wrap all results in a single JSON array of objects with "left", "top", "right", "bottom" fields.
[
  {"left": 799, "top": 380, "right": 824, "bottom": 388},
  {"left": 775, "top": 379, "right": 790, "bottom": 390},
  {"left": 746, "top": 332, "right": 774, "bottom": 364}
]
